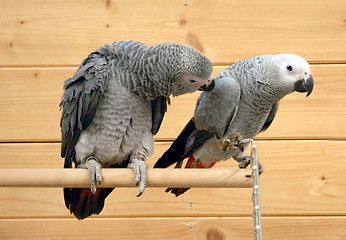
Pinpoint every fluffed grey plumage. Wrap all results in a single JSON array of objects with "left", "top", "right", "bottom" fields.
[
  {"left": 154, "top": 54, "right": 314, "bottom": 196},
  {"left": 60, "top": 40, "right": 214, "bottom": 219}
]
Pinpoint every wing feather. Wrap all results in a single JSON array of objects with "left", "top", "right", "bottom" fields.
[
  {"left": 60, "top": 51, "right": 109, "bottom": 168},
  {"left": 154, "top": 119, "right": 197, "bottom": 168},
  {"left": 194, "top": 74, "right": 241, "bottom": 137},
  {"left": 259, "top": 101, "right": 280, "bottom": 133},
  {"left": 151, "top": 96, "right": 170, "bottom": 135},
  {"left": 154, "top": 74, "right": 241, "bottom": 169}
]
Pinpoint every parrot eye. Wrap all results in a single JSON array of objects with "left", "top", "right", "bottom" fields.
[
  {"left": 189, "top": 79, "right": 196, "bottom": 83},
  {"left": 286, "top": 65, "right": 293, "bottom": 71}
]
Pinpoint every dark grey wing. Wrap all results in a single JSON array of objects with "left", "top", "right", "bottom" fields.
[
  {"left": 154, "top": 74, "right": 241, "bottom": 169},
  {"left": 179, "top": 129, "right": 214, "bottom": 162},
  {"left": 154, "top": 119, "right": 196, "bottom": 168},
  {"left": 194, "top": 74, "right": 241, "bottom": 137},
  {"left": 151, "top": 96, "right": 170, "bottom": 135},
  {"left": 60, "top": 50, "right": 109, "bottom": 168},
  {"left": 175, "top": 74, "right": 241, "bottom": 165},
  {"left": 259, "top": 101, "right": 280, "bottom": 133},
  {"left": 154, "top": 119, "right": 214, "bottom": 168}
]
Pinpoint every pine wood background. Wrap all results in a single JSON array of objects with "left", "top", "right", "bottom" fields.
[{"left": 0, "top": 0, "right": 345, "bottom": 239}]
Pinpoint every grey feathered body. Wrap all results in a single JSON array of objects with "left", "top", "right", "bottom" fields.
[
  {"left": 220, "top": 56, "right": 280, "bottom": 139},
  {"left": 61, "top": 40, "right": 212, "bottom": 167},
  {"left": 60, "top": 40, "right": 213, "bottom": 218},
  {"left": 161, "top": 54, "right": 303, "bottom": 166},
  {"left": 62, "top": 41, "right": 156, "bottom": 168},
  {"left": 154, "top": 54, "right": 314, "bottom": 197},
  {"left": 74, "top": 80, "right": 153, "bottom": 166}
]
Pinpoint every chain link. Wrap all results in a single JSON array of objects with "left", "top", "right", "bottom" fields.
[
  {"left": 238, "top": 139, "right": 262, "bottom": 240},
  {"left": 250, "top": 140, "right": 262, "bottom": 240}
]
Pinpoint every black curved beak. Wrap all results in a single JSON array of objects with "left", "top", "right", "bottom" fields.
[
  {"left": 199, "top": 78, "right": 215, "bottom": 92},
  {"left": 293, "top": 74, "right": 314, "bottom": 97}
]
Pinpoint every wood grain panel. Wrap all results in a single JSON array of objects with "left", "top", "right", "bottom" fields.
[
  {"left": 1, "top": 0, "right": 345, "bottom": 237},
  {"left": 0, "top": 140, "right": 344, "bottom": 218},
  {"left": 0, "top": 217, "right": 345, "bottom": 240},
  {"left": 1, "top": 0, "right": 345, "bottom": 66},
  {"left": 0, "top": 67, "right": 70, "bottom": 142},
  {"left": 0, "top": 64, "right": 345, "bottom": 141}
]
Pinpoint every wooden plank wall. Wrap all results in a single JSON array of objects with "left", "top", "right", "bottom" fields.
[{"left": 0, "top": 0, "right": 345, "bottom": 239}]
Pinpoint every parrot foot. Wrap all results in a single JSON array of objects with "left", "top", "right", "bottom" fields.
[
  {"left": 77, "top": 156, "right": 102, "bottom": 195},
  {"left": 257, "top": 161, "right": 264, "bottom": 175},
  {"left": 128, "top": 159, "right": 148, "bottom": 197},
  {"left": 238, "top": 156, "right": 251, "bottom": 169},
  {"left": 222, "top": 132, "right": 244, "bottom": 153},
  {"left": 237, "top": 156, "right": 264, "bottom": 174}
]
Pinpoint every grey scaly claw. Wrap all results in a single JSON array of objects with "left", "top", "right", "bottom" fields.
[
  {"left": 136, "top": 184, "right": 145, "bottom": 197},
  {"left": 77, "top": 156, "right": 102, "bottom": 195},
  {"left": 95, "top": 164, "right": 102, "bottom": 185},
  {"left": 129, "top": 160, "right": 141, "bottom": 185},
  {"left": 222, "top": 132, "right": 243, "bottom": 152},
  {"left": 237, "top": 156, "right": 264, "bottom": 174},
  {"left": 128, "top": 159, "right": 148, "bottom": 197},
  {"left": 238, "top": 157, "right": 251, "bottom": 169}
]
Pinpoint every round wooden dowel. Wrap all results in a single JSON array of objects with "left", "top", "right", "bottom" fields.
[{"left": 0, "top": 168, "right": 252, "bottom": 188}]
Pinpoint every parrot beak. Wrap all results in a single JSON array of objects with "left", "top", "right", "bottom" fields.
[
  {"left": 294, "top": 74, "right": 314, "bottom": 97},
  {"left": 199, "top": 78, "right": 215, "bottom": 92}
]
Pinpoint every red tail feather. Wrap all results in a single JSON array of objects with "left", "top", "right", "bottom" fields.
[
  {"left": 185, "top": 155, "right": 216, "bottom": 168},
  {"left": 65, "top": 187, "right": 114, "bottom": 220},
  {"left": 168, "top": 155, "right": 216, "bottom": 196}
]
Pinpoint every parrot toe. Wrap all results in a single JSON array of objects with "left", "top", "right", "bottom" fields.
[
  {"left": 222, "top": 132, "right": 243, "bottom": 152},
  {"left": 238, "top": 156, "right": 251, "bottom": 169},
  {"left": 77, "top": 156, "right": 103, "bottom": 195},
  {"left": 128, "top": 159, "right": 148, "bottom": 197}
]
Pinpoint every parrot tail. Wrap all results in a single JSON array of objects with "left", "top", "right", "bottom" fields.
[
  {"left": 63, "top": 159, "right": 130, "bottom": 220},
  {"left": 64, "top": 187, "right": 114, "bottom": 220},
  {"left": 166, "top": 155, "right": 216, "bottom": 197}
]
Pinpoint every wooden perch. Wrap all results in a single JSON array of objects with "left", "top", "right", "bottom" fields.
[{"left": 0, "top": 168, "right": 252, "bottom": 188}]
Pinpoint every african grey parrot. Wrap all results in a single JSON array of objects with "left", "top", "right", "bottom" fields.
[
  {"left": 154, "top": 54, "right": 314, "bottom": 196},
  {"left": 60, "top": 40, "right": 214, "bottom": 219}
]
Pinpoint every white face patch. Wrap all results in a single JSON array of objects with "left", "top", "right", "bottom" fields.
[
  {"left": 172, "top": 74, "right": 212, "bottom": 96},
  {"left": 178, "top": 74, "right": 210, "bottom": 88},
  {"left": 274, "top": 54, "right": 311, "bottom": 91}
]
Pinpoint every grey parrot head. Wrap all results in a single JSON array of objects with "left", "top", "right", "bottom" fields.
[
  {"left": 265, "top": 54, "right": 314, "bottom": 97},
  {"left": 160, "top": 43, "right": 214, "bottom": 96}
]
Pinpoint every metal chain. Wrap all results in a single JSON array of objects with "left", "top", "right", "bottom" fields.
[
  {"left": 238, "top": 139, "right": 262, "bottom": 240},
  {"left": 250, "top": 140, "right": 262, "bottom": 240}
]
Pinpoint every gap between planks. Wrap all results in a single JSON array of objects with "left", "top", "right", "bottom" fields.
[
  {"left": 1, "top": 214, "right": 346, "bottom": 220},
  {"left": 0, "top": 62, "right": 345, "bottom": 69},
  {"left": 1, "top": 138, "right": 345, "bottom": 144}
]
